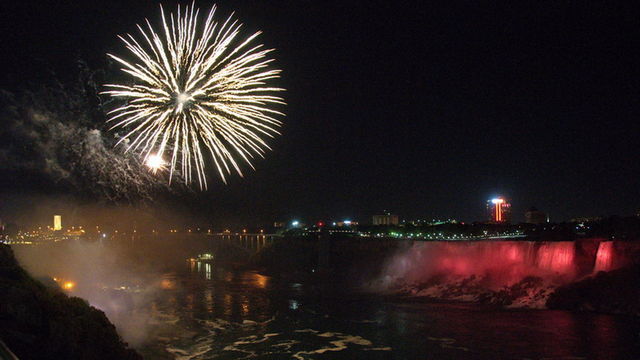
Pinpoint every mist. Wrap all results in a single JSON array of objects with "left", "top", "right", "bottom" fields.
[{"left": 8, "top": 203, "right": 215, "bottom": 347}]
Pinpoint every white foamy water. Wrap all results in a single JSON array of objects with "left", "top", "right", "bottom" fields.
[{"left": 162, "top": 316, "right": 391, "bottom": 360}]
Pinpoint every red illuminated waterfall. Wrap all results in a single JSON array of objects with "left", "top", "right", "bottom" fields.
[
  {"left": 535, "top": 242, "right": 576, "bottom": 276},
  {"left": 592, "top": 241, "right": 640, "bottom": 273},
  {"left": 593, "top": 241, "right": 614, "bottom": 273},
  {"left": 375, "top": 239, "right": 639, "bottom": 306},
  {"left": 382, "top": 241, "right": 579, "bottom": 288}
]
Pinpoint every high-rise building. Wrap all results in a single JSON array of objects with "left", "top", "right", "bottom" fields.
[
  {"left": 53, "top": 215, "right": 62, "bottom": 231},
  {"left": 372, "top": 212, "right": 399, "bottom": 226},
  {"left": 487, "top": 198, "right": 511, "bottom": 223},
  {"left": 524, "top": 207, "right": 547, "bottom": 224}
]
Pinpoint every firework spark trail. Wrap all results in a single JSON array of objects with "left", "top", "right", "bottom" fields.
[{"left": 104, "top": 3, "right": 285, "bottom": 189}]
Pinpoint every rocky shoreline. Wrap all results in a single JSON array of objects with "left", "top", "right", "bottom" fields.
[{"left": 547, "top": 263, "right": 640, "bottom": 316}]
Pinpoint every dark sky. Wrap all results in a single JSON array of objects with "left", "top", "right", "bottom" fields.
[{"left": 1, "top": 0, "right": 639, "bottom": 225}]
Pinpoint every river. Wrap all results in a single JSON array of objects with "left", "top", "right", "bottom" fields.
[
  {"left": 12, "top": 237, "right": 640, "bottom": 359},
  {"left": 134, "top": 258, "right": 640, "bottom": 359}
]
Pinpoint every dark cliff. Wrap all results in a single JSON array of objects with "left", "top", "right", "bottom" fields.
[
  {"left": 0, "top": 244, "right": 141, "bottom": 360},
  {"left": 547, "top": 263, "right": 640, "bottom": 316}
]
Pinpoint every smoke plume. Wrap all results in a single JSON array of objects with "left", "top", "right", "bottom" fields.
[{"left": 0, "top": 67, "right": 179, "bottom": 203}]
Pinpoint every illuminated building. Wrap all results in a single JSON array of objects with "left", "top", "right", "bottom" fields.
[
  {"left": 569, "top": 216, "right": 601, "bottom": 223},
  {"left": 524, "top": 207, "right": 547, "bottom": 224},
  {"left": 487, "top": 198, "right": 511, "bottom": 223},
  {"left": 53, "top": 215, "right": 62, "bottom": 231},
  {"left": 373, "top": 212, "right": 399, "bottom": 226}
]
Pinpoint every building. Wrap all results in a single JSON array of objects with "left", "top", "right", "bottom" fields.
[
  {"left": 570, "top": 216, "right": 602, "bottom": 223},
  {"left": 524, "top": 207, "right": 547, "bottom": 224},
  {"left": 487, "top": 198, "right": 511, "bottom": 223},
  {"left": 372, "top": 212, "right": 399, "bottom": 226},
  {"left": 53, "top": 215, "right": 62, "bottom": 231}
]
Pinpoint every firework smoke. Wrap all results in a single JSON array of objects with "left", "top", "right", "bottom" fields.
[
  {"left": 104, "top": 3, "right": 285, "bottom": 189},
  {"left": 0, "top": 69, "right": 173, "bottom": 203}
]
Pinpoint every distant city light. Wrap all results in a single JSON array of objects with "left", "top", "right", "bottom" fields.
[
  {"left": 491, "top": 198, "right": 504, "bottom": 204},
  {"left": 291, "top": 220, "right": 299, "bottom": 226},
  {"left": 344, "top": 220, "right": 352, "bottom": 225},
  {"left": 53, "top": 215, "right": 62, "bottom": 231}
]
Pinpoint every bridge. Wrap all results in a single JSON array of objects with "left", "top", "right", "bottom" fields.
[{"left": 206, "top": 233, "right": 280, "bottom": 255}]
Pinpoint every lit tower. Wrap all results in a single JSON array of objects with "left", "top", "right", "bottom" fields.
[
  {"left": 53, "top": 215, "right": 62, "bottom": 231},
  {"left": 487, "top": 198, "right": 511, "bottom": 223}
]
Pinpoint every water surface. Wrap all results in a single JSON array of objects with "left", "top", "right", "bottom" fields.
[{"left": 136, "top": 259, "right": 640, "bottom": 360}]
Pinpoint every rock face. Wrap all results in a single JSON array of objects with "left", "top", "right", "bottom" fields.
[
  {"left": 0, "top": 244, "right": 141, "bottom": 360},
  {"left": 547, "top": 264, "right": 640, "bottom": 316}
]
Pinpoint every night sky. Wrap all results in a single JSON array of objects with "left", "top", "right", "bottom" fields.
[{"left": 1, "top": 1, "right": 639, "bottom": 225}]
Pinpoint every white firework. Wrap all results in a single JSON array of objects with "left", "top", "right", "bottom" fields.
[{"left": 103, "top": 3, "right": 285, "bottom": 189}]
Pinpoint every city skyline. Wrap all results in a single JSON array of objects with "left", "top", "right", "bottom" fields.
[
  {"left": 1, "top": 194, "right": 632, "bottom": 231},
  {"left": 2, "top": 187, "right": 635, "bottom": 229}
]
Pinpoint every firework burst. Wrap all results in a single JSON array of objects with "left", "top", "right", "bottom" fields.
[{"left": 104, "top": 3, "right": 285, "bottom": 189}]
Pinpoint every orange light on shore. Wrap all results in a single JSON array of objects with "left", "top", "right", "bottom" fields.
[
  {"left": 63, "top": 281, "right": 75, "bottom": 290},
  {"left": 161, "top": 278, "right": 176, "bottom": 290}
]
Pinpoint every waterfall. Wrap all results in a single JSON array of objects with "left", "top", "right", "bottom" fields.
[
  {"left": 593, "top": 241, "right": 615, "bottom": 273},
  {"left": 535, "top": 242, "right": 576, "bottom": 277},
  {"left": 373, "top": 239, "right": 640, "bottom": 307}
]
